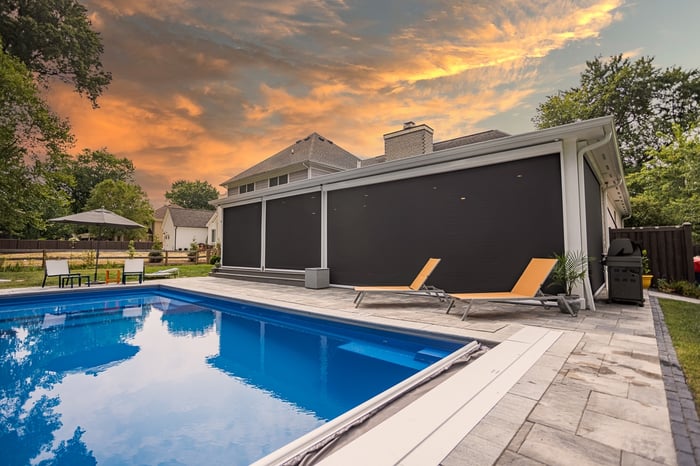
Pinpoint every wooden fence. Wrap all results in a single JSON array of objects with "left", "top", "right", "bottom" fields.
[
  {"left": 0, "top": 239, "right": 154, "bottom": 251},
  {"left": 0, "top": 249, "right": 214, "bottom": 268},
  {"left": 609, "top": 223, "right": 694, "bottom": 283}
]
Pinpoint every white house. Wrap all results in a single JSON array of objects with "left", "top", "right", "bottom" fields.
[{"left": 161, "top": 207, "right": 214, "bottom": 251}]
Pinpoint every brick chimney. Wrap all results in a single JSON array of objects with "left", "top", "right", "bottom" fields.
[{"left": 383, "top": 121, "right": 434, "bottom": 161}]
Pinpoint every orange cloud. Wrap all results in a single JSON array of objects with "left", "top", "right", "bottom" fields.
[{"left": 46, "top": 0, "right": 628, "bottom": 208}]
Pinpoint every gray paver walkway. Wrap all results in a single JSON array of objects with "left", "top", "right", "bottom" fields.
[{"left": 3, "top": 278, "right": 698, "bottom": 465}]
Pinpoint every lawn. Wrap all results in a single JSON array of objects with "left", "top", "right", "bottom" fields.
[
  {"left": 658, "top": 298, "right": 700, "bottom": 413},
  {"left": 0, "top": 263, "right": 214, "bottom": 289}
]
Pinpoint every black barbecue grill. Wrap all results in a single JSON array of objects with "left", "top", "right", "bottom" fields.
[{"left": 603, "top": 238, "right": 644, "bottom": 305}]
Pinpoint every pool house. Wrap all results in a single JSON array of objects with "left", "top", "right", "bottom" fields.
[{"left": 212, "top": 116, "right": 630, "bottom": 311}]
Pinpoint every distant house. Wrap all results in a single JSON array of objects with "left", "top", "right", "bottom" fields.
[
  {"left": 206, "top": 210, "right": 219, "bottom": 247},
  {"left": 151, "top": 205, "right": 171, "bottom": 244},
  {"left": 213, "top": 117, "right": 630, "bottom": 310},
  {"left": 161, "top": 207, "right": 214, "bottom": 251}
]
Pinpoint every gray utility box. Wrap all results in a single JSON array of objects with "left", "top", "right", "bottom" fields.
[
  {"left": 607, "top": 256, "right": 644, "bottom": 306},
  {"left": 305, "top": 268, "right": 329, "bottom": 289}
]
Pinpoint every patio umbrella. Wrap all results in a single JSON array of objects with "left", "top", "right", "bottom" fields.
[{"left": 49, "top": 208, "right": 145, "bottom": 281}]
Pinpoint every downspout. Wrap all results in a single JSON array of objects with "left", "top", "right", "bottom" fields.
[{"left": 576, "top": 128, "right": 613, "bottom": 312}]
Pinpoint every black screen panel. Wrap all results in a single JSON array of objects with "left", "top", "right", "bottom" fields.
[
  {"left": 266, "top": 193, "right": 321, "bottom": 269},
  {"left": 584, "top": 159, "right": 605, "bottom": 291},
  {"left": 328, "top": 155, "right": 565, "bottom": 292},
  {"left": 222, "top": 203, "right": 261, "bottom": 267}
]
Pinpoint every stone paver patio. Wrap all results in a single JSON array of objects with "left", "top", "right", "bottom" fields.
[{"left": 3, "top": 277, "right": 698, "bottom": 465}]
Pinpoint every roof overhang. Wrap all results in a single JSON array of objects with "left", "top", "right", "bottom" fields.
[{"left": 212, "top": 116, "right": 630, "bottom": 216}]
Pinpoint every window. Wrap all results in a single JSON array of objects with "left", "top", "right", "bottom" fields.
[
  {"left": 211, "top": 229, "right": 216, "bottom": 243},
  {"left": 239, "top": 183, "right": 254, "bottom": 194},
  {"left": 269, "top": 174, "right": 288, "bottom": 187}
]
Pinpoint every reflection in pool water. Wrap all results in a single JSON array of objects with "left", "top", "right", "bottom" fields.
[{"left": 0, "top": 289, "right": 464, "bottom": 465}]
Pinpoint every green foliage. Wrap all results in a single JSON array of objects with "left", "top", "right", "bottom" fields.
[
  {"left": 533, "top": 54, "right": 700, "bottom": 170},
  {"left": 165, "top": 180, "right": 219, "bottom": 210},
  {"left": 0, "top": 45, "right": 74, "bottom": 237},
  {"left": 209, "top": 255, "right": 220, "bottom": 265},
  {"left": 0, "top": 0, "right": 112, "bottom": 107},
  {"left": 81, "top": 250, "right": 95, "bottom": 269},
  {"left": 127, "top": 240, "right": 136, "bottom": 259},
  {"left": 656, "top": 279, "right": 700, "bottom": 299},
  {"left": 642, "top": 250, "right": 651, "bottom": 275},
  {"left": 84, "top": 179, "right": 153, "bottom": 240},
  {"left": 70, "top": 149, "right": 136, "bottom": 213},
  {"left": 625, "top": 126, "right": 700, "bottom": 240},
  {"left": 552, "top": 250, "right": 589, "bottom": 296},
  {"left": 148, "top": 240, "right": 164, "bottom": 263},
  {"left": 187, "top": 240, "right": 199, "bottom": 262}
]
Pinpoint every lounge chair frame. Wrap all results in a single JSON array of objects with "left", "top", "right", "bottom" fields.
[
  {"left": 42, "top": 259, "right": 89, "bottom": 288},
  {"left": 122, "top": 259, "right": 145, "bottom": 284},
  {"left": 144, "top": 268, "right": 179, "bottom": 279},
  {"left": 446, "top": 258, "right": 577, "bottom": 319},
  {"left": 353, "top": 258, "right": 447, "bottom": 308}
]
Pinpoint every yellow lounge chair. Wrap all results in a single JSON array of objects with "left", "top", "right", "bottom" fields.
[
  {"left": 447, "top": 258, "right": 570, "bottom": 319},
  {"left": 353, "top": 258, "right": 446, "bottom": 308}
]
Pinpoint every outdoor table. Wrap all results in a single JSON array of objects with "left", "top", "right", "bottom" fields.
[{"left": 61, "top": 275, "right": 91, "bottom": 288}]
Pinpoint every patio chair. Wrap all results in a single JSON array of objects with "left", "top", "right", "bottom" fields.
[
  {"left": 42, "top": 259, "right": 89, "bottom": 288},
  {"left": 353, "top": 258, "right": 447, "bottom": 308},
  {"left": 122, "top": 259, "right": 145, "bottom": 284},
  {"left": 446, "top": 258, "right": 564, "bottom": 320},
  {"left": 144, "top": 268, "right": 179, "bottom": 279}
]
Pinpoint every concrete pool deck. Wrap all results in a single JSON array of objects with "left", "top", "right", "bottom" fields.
[{"left": 3, "top": 277, "right": 698, "bottom": 465}]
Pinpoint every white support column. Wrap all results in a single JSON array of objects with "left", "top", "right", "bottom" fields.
[
  {"left": 560, "top": 138, "right": 593, "bottom": 309},
  {"left": 260, "top": 200, "right": 266, "bottom": 271},
  {"left": 320, "top": 188, "right": 328, "bottom": 269}
]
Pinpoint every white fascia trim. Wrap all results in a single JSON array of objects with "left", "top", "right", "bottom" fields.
[{"left": 262, "top": 185, "right": 323, "bottom": 202}]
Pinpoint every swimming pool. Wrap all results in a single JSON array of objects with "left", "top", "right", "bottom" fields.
[{"left": 0, "top": 287, "right": 471, "bottom": 465}]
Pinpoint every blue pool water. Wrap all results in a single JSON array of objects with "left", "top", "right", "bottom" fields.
[{"left": 0, "top": 287, "right": 466, "bottom": 465}]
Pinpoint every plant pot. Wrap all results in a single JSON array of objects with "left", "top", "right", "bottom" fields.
[
  {"left": 642, "top": 274, "right": 653, "bottom": 289},
  {"left": 557, "top": 294, "right": 581, "bottom": 315}
]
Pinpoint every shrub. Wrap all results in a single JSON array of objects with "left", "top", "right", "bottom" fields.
[
  {"left": 209, "top": 255, "right": 220, "bottom": 265},
  {"left": 149, "top": 240, "right": 164, "bottom": 263},
  {"left": 128, "top": 240, "right": 136, "bottom": 259},
  {"left": 187, "top": 240, "right": 199, "bottom": 262},
  {"left": 81, "top": 250, "right": 96, "bottom": 268},
  {"left": 656, "top": 279, "right": 700, "bottom": 299}
]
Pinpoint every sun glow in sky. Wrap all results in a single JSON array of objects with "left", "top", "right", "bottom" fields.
[{"left": 46, "top": 0, "right": 700, "bottom": 207}]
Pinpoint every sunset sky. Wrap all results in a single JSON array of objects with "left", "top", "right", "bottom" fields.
[{"left": 47, "top": 0, "right": 700, "bottom": 207}]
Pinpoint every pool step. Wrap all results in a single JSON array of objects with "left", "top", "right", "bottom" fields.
[
  {"left": 338, "top": 342, "right": 449, "bottom": 370},
  {"left": 209, "top": 268, "right": 306, "bottom": 286}
]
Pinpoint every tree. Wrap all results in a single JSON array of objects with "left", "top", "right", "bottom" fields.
[
  {"left": 533, "top": 55, "right": 700, "bottom": 169},
  {"left": 70, "top": 148, "right": 136, "bottom": 213},
  {"left": 85, "top": 179, "right": 153, "bottom": 240},
  {"left": 624, "top": 126, "right": 700, "bottom": 240},
  {"left": 164, "top": 180, "right": 219, "bottom": 210},
  {"left": 0, "top": 0, "right": 112, "bottom": 107},
  {"left": 0, "top": 45, "right": 73, "bottom": 237}
]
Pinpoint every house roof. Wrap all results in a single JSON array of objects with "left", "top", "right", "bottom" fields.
[
  {"left": 222, "top": 132, "right": 361, "bottom": 186},
  {"left": 154, "top": 204, "right": 182, "bottom": 220},
  {"left": 432, "top": 129, "right": 510, "bottom": 151},
  {"left": 214, "top": 116, "right": 630, "bottom": 216},
  {"left": 166, "top": 207, "right": 214, "bottom": 228},
  {"left": 361, "top": 129, "right": 511, "bottom": 166}
]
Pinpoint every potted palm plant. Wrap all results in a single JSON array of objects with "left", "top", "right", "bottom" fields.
[{"left": 552, "top": 250, "right": 589, "bottom": 314}]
